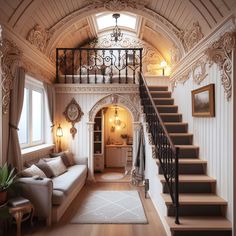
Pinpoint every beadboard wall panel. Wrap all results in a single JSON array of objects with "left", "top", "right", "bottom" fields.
[{"left": 172, "top": 63, "right": 233, "bottom": 221}]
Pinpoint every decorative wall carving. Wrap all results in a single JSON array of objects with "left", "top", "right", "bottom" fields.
[
  {"left": 183, "top": 22, "right": 204, "bottom": 51},
  {"left": 205, "top": 31, "right": 236, "bottom": 101},
  {"left": 27, "top": 24, "right": 50, "bottom": 53},
  {"left": 1, "top": 38, "right": 22, "bottom": 114},
  {"left": 89, "top": 93, "right": 140, "bottom": 122}
]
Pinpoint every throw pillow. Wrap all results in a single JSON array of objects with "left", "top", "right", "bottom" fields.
[
  {"left": 43, "top": 156, "right": 61, "bottom": 162},
  {"left": 46, "top": 158, "right": 67, "bottom": 177},
  {"left": 21, "top": 164, "right": 46, "bottom": 178},
  {"left": 64, "top": 151, "right": 76, "bottom": 166},
  {"left": 35, "top": 160, "right": 54, "bottom": 178}
]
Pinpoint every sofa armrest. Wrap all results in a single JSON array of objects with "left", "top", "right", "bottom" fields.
[
  {"left": 74, "top": 157, "right": 88, "bottom": 166},
  {"left": 16, "top": 177, "right": 53, "bottom": 223}
]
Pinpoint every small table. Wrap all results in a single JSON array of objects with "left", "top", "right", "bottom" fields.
[{"left": 9, "top": 200, "right": 34, "bottom": 236}]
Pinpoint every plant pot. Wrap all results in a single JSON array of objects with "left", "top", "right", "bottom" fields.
[{"left": 0, "top": 190, "right": 7, "bottom": 205}]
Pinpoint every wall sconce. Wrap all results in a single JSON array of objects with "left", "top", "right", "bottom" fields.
[
  {"left": 56, "top": 124, "right": 63, "bottom": 152},
  {"left": 160, "top": 61, "right": 167, "bottom": 76}
]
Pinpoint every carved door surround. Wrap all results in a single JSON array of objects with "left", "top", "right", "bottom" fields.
[{"left": 87, "top": 93, "right": 141, "bottom": 180}]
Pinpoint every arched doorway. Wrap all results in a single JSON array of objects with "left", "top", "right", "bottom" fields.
[{"left": 87, "top": 93, "right": 141, "bottom": 181}]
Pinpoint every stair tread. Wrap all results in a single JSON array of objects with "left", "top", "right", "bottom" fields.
[
  {"left": 159, "top": 174, "right": 216, "bottom": 183},
  {"left": 175, "top": 145, "right": 199, "bottom": 149},
  {"left": 160, "top": 113, "right": 182, "bottom": 116},
  {"left": 153, "top": 98, "right": 174, "bottom": 100},
  {"left": 156, "top": 158, "right": 207, "bottom": 165},
  {"left": 148, "top": 85, "right": 168, "bottom": 88},
  {"left": 165, "top": 216, "right": 232, "bottom": 231},
  {"left": 169, "top": 133, "right": 193, "bottom": 136},
  {"left": 156, "top": 105, "right": 178, "bottom": 107},
  {"left": 162, "top": 193, "right": 227, "bottom": 205},
  {"left": 164, "top": 122, "right": 188, "bottom": 125},
  {"left": 150, "top": 91, "right": 171, "bottom": 93}
]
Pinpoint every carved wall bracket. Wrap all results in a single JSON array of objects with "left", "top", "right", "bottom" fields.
[
  {"left": 205, "top": 31, "right": 236, "bottom": 100},
  {"left": 1, "top": 38, "right": 22, "bottom": 114}
]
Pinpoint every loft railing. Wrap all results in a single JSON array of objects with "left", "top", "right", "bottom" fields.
[
  {"left": 56, "top": 48, "right": 143, "bottom": 84},
  {"left": 139, "top": 73, "right": 180, "bottom": 224}
]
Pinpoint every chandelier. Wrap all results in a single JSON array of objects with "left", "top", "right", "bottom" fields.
[
  {"left": 109, "top": 106, "right": 126, "bottom": 130},
  {"left": 110, "top": 13, "right": 123, "bottom": 42}
]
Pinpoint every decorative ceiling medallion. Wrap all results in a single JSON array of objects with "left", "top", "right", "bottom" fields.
[
  {"left": 205, "top": 31, "right": 236, "bottom": 101},
  {"left": 1, "top": 38, "right": 22, "bottom": 114},
  {"left": 27, "top": 24, "right": 50, "bottom": 53},
  {"left": 63, "top": 98, "right": 84, "bottom": 139},
  {"left": 183, "top": 22, "right": 204, "bottom": 51}
]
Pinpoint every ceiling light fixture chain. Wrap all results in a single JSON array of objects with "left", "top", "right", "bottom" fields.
[{"left": 110, "top": 13, "right": 123, "bottom": 42}]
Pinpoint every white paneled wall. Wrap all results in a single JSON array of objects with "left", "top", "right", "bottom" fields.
[{"left": 172, "top": 63, "right": 233, "bottom": 221}]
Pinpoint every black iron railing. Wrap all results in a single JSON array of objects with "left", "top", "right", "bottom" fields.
[
  {"left": 56, "top": 48, "right": 143, "bottom": 84},
  {"left": 139, "top": 73, "right": 180, "bottom": 224}
]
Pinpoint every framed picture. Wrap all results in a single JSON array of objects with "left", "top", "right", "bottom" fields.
[{"left": 191, "top": 84, "right": 215, "bottom": 117}]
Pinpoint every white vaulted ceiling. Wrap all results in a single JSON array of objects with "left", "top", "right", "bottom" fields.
[{"left": 0, "top": 0, "right": 235, "bottom": 65}]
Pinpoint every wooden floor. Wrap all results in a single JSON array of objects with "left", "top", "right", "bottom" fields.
[{"left": 19, "top": 181, "right": 167, "bottom": 236}]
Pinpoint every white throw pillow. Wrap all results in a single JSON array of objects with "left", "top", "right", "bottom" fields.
[
  {"left": 21, "top": 164, "right": 46, "bottom": 178},
  {"left": 43, "top": 156, "right": 61, "bottom": 162},
  {"left": 46, "top": 158, "right": 67, "bottom": 177}
]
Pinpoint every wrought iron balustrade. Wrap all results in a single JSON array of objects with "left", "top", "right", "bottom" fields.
[
  {"left": 139, "top": 73, "right": 180, "bottom": 224},
  {"left": 56, "top": 48, "right": 143, "bottom": 84}
]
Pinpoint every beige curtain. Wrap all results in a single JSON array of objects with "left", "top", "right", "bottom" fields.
[
  {"left": 43, "top": 82, "right": 55, "bottom": 131},
  {"left": 7, "top": 67, "right": 25, "bottom": 172}
]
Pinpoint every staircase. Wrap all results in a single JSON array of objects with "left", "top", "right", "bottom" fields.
[{"left": 148, "top": 85, "right": 232, "bottom": 236}]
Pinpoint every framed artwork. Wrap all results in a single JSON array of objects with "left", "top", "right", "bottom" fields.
[
  {"left": 63, "top": 98, "right": 84, "bottom": 138},
  {"left": 191, "top": 84, "right": 215, "bottom": 117}
]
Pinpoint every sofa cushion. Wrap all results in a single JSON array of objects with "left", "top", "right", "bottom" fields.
[
  {"left": 35, "top": 160, "right": 54, "bottom": 178},
  {"left": 46, "top": 158, "right": 67, "bottom": 177},
  {"left": 21, "top": 164, "right": 46, "bottom": 178},
  {"left": 52, "top": 190, "right": 66, "bottom": 205},
  {"left": 52, "top": 165, "right": 87, "bottom": 195}
]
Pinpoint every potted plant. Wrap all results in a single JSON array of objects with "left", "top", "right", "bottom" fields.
[{"left": 0, "top": 163, "right": 17, "bottom": 205}]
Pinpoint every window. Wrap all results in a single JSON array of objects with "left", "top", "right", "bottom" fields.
[
  {"left": 18, "top": 76, "right": 45, "bottom": 148},
  {"left": 95, "top": 12, "right": 137, "bottom": 31}
]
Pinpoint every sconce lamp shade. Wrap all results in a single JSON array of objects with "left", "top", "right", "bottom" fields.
[{"left": 56, "top": 124, "right": 63, "bottom": 137}]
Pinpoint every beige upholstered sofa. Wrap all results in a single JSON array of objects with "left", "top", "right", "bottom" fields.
[{"left": 17, "top": 157, "right": 88, "bottom": 225}]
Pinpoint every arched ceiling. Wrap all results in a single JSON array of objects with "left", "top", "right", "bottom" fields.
[{"left": 0, "top": 0, "right": 235, "bottom": 65}]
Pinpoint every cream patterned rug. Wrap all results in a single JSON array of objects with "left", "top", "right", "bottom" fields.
[
  {"left": 71, "top": 191, "right": 148, "bottom": 224},
  {"left": 101, "top": 172, "right": 124, "bottom": 180}
]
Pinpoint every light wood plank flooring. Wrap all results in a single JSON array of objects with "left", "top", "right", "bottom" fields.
[{"left": 19, "top": 182, "right": 167, "bottom": 236}]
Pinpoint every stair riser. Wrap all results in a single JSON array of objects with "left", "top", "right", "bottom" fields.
[
  {"left": 167, "top": 205, "right": 225, "bottom": 217},
  {"left": 161, "top": 115, "right": 182, "bottom": 122},
  {"left": 172, "top": 231, "right": 232, "bottom": 236},
  {"left": 178, "top": 148, "right": 199, "bottom": 159},
  {"left": 171, "top": 136, "right": 193, "bottom": 145},
  {"left": 154, "top": 99, "right": 174, "bottom": 105},
  {"left": 156, "top": 106, "right": 178, "bottom": 113},
  {"left": 162, "top": 182, "right": 214, "bottom": 194},
  {"left": 165, "top": 124, "right": 188, "bottom": 133},
  {"left": 149, "top": 86, "right": 168, "bottom": 91},
  {"left": 150, "top": 92, "right": 172, "bottom": 98},
  {"left": 158, "top": 164, "right": 206, "bottom": 175}
]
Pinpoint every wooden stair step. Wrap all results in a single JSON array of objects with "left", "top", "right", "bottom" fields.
[
  {"left": 162, "top": 194, "right": 227, "bottom": 205},
  {"left": 169, "top": 133, "right": 193, "bottom": 145},
  {"left": 160, "top": 113, "right": 182, "bottom": 122},
  {"left": 150, "top": 91, "right": 172, "bottom": 98},
  {"left": 148, "top": 86, "right": 168, "bottom": 91},
  {"left": 159, "top": 175, "right": 216, "bottom": 183},
  {"left": 156, "top": 105, "right": 178, "bottom": 113},
  {"left": 153, "top": 98, "right": 174, "bottom": 105},
  {"left": 175, "top": 145, "right": 199, "bottom": 158},
  {"left": 164, "top": 122, "right": 188, "bottom": 133},
  {"left": 165, "top": 216, "right": 232, "bottom": 233}
]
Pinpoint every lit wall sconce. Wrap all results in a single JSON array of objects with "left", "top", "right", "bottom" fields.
[
  {"left": 160, "top": 60, "right": 167, "bottom": 76},
  {"left": 56, "top": 124, "right": 63, "bottom": 152}
]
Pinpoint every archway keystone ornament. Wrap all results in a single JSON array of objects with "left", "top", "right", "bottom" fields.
[{"left": 63, "top": 98, "right": 84, "bottom": 139}]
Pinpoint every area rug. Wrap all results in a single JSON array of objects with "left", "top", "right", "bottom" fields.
[
  {"left": 101, "top": 172, "right": 124, "bottom": 180},
  {"left": 71, "top": 191, "right": 148, "bottom": 224}
]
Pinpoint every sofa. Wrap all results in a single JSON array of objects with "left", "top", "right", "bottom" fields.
[{"left": 17, "top": 155, "right": 88, "bottom": 226}]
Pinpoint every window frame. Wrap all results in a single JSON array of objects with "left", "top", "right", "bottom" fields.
[{"left": 19, "top": 75, "right": 45, "bottom": 149}]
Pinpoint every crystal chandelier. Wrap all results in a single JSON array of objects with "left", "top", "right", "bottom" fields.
[{"left": 110, "top": 13, "right": 123, "bottom": 42}]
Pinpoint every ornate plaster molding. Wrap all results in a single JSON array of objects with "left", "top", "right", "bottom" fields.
[
  {"left": 89, "top": 93, "right": 140, "bottom": 122},
  {"left": 205, "top": 31, "right": 236, "bottom": 100},
  {"left": 26, "top": 24, "right": 50, "bottom": 53},
  {"left": 1, "top": 38, "right": 22, "bottom": 114},
  {"left": 54, "top": 84, "right": 139, "bottom": 94},
  {"left": 183, "top": 22, "right": 204, "bottom": 52}
]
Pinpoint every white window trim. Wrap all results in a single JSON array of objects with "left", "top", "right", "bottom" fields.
[{"left": 20, "top": 75, "right": 45, "bottom": 149}]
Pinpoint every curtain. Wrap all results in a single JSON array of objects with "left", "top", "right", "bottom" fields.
[
  {"left": 132, "top": 125, "right": 145, "bottom": 185},
  {"left": 43, "top": 82, "right": 55, "bottom": 131},
  {"left": 7, "top": 67, "right": 25, "bottom": 172}
]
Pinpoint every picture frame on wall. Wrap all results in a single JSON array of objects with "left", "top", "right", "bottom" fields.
[{"left": 191, "top": 84, "right": 215, "bottom": 117}]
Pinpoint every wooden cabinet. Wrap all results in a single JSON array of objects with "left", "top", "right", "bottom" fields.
[
  {"left": 106, "top": 145, "right": 132, "bottom": 167},
  {"left": 94, "top": 110, "right": 104, "bottom": 171}
]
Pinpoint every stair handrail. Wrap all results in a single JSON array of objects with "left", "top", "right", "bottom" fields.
[{"left": 139, "top": 72, "right": 180, "bottom": 224}]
